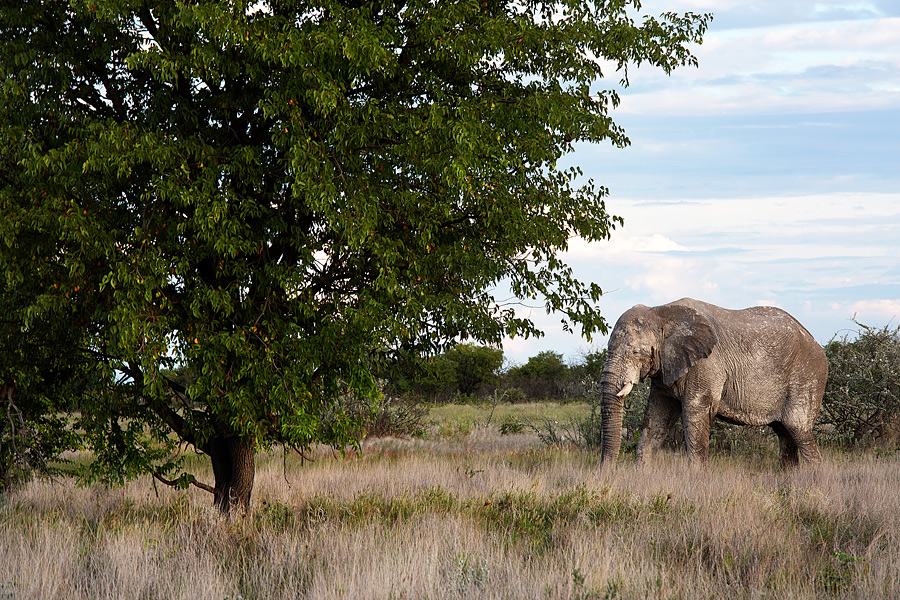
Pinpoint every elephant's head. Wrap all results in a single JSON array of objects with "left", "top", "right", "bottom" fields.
[{"left": 599, "top": 302, "right": 718, "bottom": 466}]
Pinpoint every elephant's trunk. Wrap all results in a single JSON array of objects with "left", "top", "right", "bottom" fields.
[{"left": 599, "top": 360, "right": 637, "bottom": 468}]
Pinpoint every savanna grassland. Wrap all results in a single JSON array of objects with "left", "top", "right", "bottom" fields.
[{"left": 2, "top": 403, "right": 898, "bottom": 600}]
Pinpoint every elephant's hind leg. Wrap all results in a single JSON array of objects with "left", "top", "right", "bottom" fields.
[
  {"left": 770, "top": 422, "right": 799, "bottom": 467},
  {"left": 771, "top": 422, "right": 821, "bottom": 467},
  {"left": 791, "top": 427, "right": 822, "bottom": 464},
  {"left": 636, "top": 390, "right": 681, "bottom": 464},
  {"left": 781, "top": 384, "right": 824, "bottom": 466}
]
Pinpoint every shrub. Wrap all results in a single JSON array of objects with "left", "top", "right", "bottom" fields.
[
  {"left": 381, "top": 344, "right": 504, "bottom": 402},
  {"left": 821, "top": 323, "right": 900, "bottom": 448},
  {"left": 443, "top": 344, "right": 505, "bottom": 397},
  {"left": 0, "top": 384, "right": 79, "bottom": 493},
  {"left": 339, "top": 386, "right": 428, "bottom": 439},
  {"left": 364, "top": 395, "right": 429, "bottom": 439},
  {"left": 506, "top": 351, "right": 571, "bottom": 400},
  {"left": 499, "top": 418, "right": 525, "bottom": 435}
]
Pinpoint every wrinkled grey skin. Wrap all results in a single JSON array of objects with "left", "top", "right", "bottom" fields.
[{"left": 600, "top": 298, "right": 826, "bottom": 468}]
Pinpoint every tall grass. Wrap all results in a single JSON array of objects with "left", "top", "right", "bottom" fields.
[{"left": 2, "top": 424, "right": 898, "bottom": 599}]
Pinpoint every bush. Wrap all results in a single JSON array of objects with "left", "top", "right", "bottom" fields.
[
  {"left": 821, "top": 323, "right": 900, "bottom": 448},
  {"left": 499, "top": 417, "right": 525, "bottom": 435},
  {"left": 363, "top": 395, "right": 428, "bottom": 439},
  {"left": 380, "top": 344, "right": 504, "bottom": 402},
  {"left": 0, "top": 384, "right": 79, "bottom": 494},
  {"left": 341, "top": 391, "right": 428, "bottom": 439},
  {"left": 506, "top": 351, "right": 571, "bottom": 400},
  {"left": 443, "top": 344, "right": 504, "bottom": 397}
]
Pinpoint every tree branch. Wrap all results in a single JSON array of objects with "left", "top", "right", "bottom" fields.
[
  {"left": 152, "top": 471, "right": 220, "bottom": 495},
  {"left": 123, "top": 362, "right": 198, "bottom": 447}
]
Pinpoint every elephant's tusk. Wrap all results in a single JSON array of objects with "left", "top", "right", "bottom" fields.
[{"left": 616, "top": 382, "right": 634, "bottom": 397}]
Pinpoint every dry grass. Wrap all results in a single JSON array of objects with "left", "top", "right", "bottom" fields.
[{"left": 2, "top": 423, "right": 898, "bottom": 599}]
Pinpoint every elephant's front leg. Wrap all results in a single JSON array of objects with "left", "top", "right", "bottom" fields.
[
  {"left": 681, "top": 391, "right": 716, "bottom": 465},
  {"left": 636, "top": 388, "right": 681, "bottom": 464}
]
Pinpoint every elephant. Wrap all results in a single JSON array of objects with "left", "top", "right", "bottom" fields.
[{"left": 599, "top": 298, "right": 826, "bottom": 468}]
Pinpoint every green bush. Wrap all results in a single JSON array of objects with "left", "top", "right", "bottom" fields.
[
  {"left": 507, "top": 351, "right": 571, "bottom": 400},
  {"left": 341, "top": 391, "right": 428, "bottom": 439},
  {"left": 821, "top": 323, "right": 900, "bottom": 448},
  {"left": 381, "top": 344, "right": 504, "bottom": 402},
  {"left": 443, "top": 344, "right": 505, "bottom": 397},
  {"left": 499, "top": 417, "right": 525, "bottom": 435}
]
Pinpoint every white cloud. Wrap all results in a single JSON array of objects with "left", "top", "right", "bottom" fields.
[
  {"left": 623, "top": 254, "right": 722, "bottom": 303},
  {"left": 499, "top": 192, "right": 900, "bottom": 359},
  {"left": 595, "top": 193, "right": 900, "bottom": 249},
  {"left": 639, "top": 0, "right": 899, "bottom": 29},
  {"left": 811, "top": 2, "right": 886, "bottom": 19},
  {"left": 566, "top": 233, "right": 688, "bottom": 258},
  {"left": 830, "top": 299, "right": 900, "bottom": 322},
  {"left": 755, "top": 299, "right": 782, "bottom": 307},
  {"left": 610, "top": 17, "right": 900, "bottom": 115}
]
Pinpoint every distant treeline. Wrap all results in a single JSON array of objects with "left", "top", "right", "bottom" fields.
[{"left": 379, "top": 343, "right": 607, "bottom": 404}]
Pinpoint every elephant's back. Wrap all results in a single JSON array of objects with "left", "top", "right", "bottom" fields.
[
  {"left": 672, "top": 299, "right": 821, "bottom": 352},
  {"left": 731, "top": 305, "right": 823, "bottom": 361},
  {"left": 664, "top": 297, "right": 826, "bottom": 375},
  {"left": 678, "top": 298, "right": 827, "bottom": 384}
]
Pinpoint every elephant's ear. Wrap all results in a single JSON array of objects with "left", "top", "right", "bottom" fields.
[{"left": 655, "top": 304, "right": 718, "bottom": 386}]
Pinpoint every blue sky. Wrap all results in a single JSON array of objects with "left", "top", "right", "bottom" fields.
[{"left": 502, "top": 0, "right": 900, "bottom": 365}]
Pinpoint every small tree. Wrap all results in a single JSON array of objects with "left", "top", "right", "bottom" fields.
[
  {"left": 517, "top": 351, "right": 569, "bottom": 381},
  {"left": 417, "top": 355, "right": 457, "bottom": 401},
  {"left": 821, "top": 323, "right": 900, "bottom": 448},
  {"left": 578, "top": 349, "right": 608, "bottom": 378},
  {"left": 507, "top": 350, "right": 570, "bottom": 399},
  {"left": 443, "top": 343, "right": 504, "bottom": 397},
  {"left": 385, "top": 343, "right": 503, "bottom": 400}
]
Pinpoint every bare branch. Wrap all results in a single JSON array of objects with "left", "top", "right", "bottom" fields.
[{"left": 152, "top": 471, "right": 220, "bottom": 496}]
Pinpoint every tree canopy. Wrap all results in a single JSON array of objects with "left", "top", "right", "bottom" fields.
[{"left": 0, "top": 0, "right": 710, "bottom": 508}]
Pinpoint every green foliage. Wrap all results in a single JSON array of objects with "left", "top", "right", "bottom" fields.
[
  {"left": 0, "top": 0, "right": 710, "bottom": 494},
  {"left": 513, "top": 350, "right": 569, "bottom": 381},
  {"left": 474, "top": 486, "right": 685, "bottom": 554},
  {"left": 498, "top": 416, "right": 525, "bottom": 435},
  {"left": 382, "top": 343, "right": 504, "bottom": 400},
  {"left": 0, "top": 383, "right": 80, "bottom": 493},
  {"left": 442, "top": 343, "right": 505, "bottom": 396},
  {"left": 820, "top": 551, "right": 868, "bottom": 596},
  {"left": 821, "top": 323, "right": 900, "bottom": 448},
  {"left": 345, "top": 392, "right": 428, "bottom": 439},
  {"left": 508, "top": 350, "right": 571, "bottom": 399},
  {"left": 414, "top": 354, "right": 461, "bottom": 400},
  {"left": 0, "top": 276, "right": 92, "bottom": 492},
  {"left": 572, "top": 349, "right": 608, "bottom": 379},
  {"left": 452, "top": 552, "right": 490, "bottom": 592}
]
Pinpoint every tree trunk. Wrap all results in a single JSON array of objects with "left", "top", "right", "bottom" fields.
[{"left": 207, "top": 436, "right": 255, "bottom": 512}]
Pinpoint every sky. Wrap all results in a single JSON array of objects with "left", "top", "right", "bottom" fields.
[{"left": 501, "top": 0, "right": 900, "bottom": 365}]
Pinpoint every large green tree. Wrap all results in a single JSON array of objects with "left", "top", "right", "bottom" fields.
[{"left": 0, "top": 0, "right": 709, "bottom": 509}]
